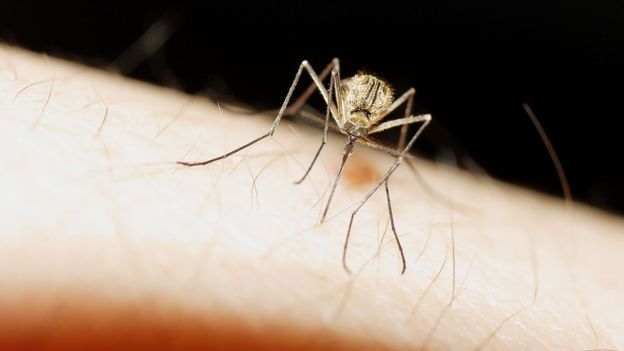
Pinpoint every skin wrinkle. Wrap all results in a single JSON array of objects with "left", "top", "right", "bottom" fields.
[{"left": 0, "top": 45, "right": 623, "bottom": 351}]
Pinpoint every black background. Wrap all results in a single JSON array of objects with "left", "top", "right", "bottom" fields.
[{"left": 1, "top": 1, "right": 623, "bottom": 214}]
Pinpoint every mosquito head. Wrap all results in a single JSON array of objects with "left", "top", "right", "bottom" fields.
[{"left": 344, "top": 110, "right": 370, "bottom": 137}]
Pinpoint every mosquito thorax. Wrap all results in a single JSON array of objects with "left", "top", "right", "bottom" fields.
[{"left": 342, "top": 73, "right": 394, "bottom": 130}]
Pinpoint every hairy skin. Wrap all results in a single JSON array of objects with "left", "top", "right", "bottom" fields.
[{"left": 0, "top": 45, "right": 623, "bottom": 351}]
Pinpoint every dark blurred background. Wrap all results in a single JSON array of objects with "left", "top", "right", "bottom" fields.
[{"left": 1, "top": 1, "right": 622, "bottom": 214}]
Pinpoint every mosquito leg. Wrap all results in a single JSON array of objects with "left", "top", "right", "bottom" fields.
[
  {"left": 177, "top": 133, "right": 271, "bottom": 167},
  {"left": 377, "top": 87, "right": 415, "bottom": 121},
  {"left": 359, "top": 137, "right": 477, "bottom": 214},
  {"left": 373, "top": 87, "right": 416, "bottom": 150},
  {"left": 369, "top": 114, "right": 431, "bottom": 135},
  {"left": 178, "top": 60, "right": 336, "bottom": 167},
  {"left": 320, "top": 135, "right": 356, "bottom": 223},
  {"left": 294, "top": 70, "right": 340, "bottom": 184},
  {"left": 343, "top": 115, "right": 431, "bottom": 273},
  {"left": 395, "top": 89, "right": 415, "bottom": 150},
  {"left": 285, "top": 57, "right": 340, "bottom": 117},
  {"left": 398, "top": 93, "right": 414, "bottom": 150},
  {"left": 397, "top": 114, "right": 431, "bottom": 156},
  {"left": 384, "top": 179, "right": 407, "bottom": 274},
  {"left": 343, "top": 160, "right": 401, "bottom": 273},
  {"left": 296, "top": 109, "right": 343, "bottom": 132}
]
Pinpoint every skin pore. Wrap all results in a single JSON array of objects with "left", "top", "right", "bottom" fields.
[{"left": 0, "top": 45, "right": 623, "bottom": 351}]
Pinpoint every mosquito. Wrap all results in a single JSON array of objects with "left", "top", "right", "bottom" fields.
[{"left": 178, "top": 58, "right": 431, "bottom": 274}]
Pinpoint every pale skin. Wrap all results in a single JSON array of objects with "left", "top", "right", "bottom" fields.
[{"left": 0, "top": 45, "right": 623, "bottom": 351}]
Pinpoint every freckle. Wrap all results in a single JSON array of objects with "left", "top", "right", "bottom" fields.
[{"left": 344, "top": 154, "right": 380, "bottom": 188}]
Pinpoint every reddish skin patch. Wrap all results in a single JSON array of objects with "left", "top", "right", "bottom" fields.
[
  {"left": 0, "top": 295, "right": 417, "bottom": 351},
  {"left": 343, "top": 155, "right": 380, "bottom": 189}
]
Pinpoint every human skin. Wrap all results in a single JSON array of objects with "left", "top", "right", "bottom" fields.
[{"left": 0, "top": 45, "right": 622, "bottom": 351}]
